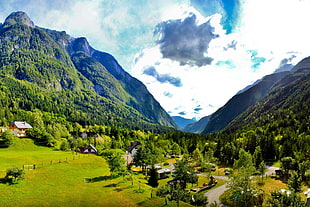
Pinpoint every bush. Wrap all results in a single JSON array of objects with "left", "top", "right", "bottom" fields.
[
  {"left": 1, "top": 131, "right": 14, "bottom": 147},
  {"left": 5, "top": 167, "right": 25, "bottom": 184},
  {"left": 60, "top": 139, "right": 70, "bottom": 151},
  {"left": 191, "top": 193, "right": 208, "bottom": 206}
]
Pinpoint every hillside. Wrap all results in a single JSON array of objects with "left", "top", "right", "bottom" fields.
[
  {"left": 201, "top": 71, "right": 289, "bottom": 134},
  {"left": 225, "top": 57, "right": 310, "bottom": 134},
  {"left": 209, "top": 57, "right": 310, "bottom": 162},
  {"left": 0, "top": 11, "right": 176, "bottom": 131}
]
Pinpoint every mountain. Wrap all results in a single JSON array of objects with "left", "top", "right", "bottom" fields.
[
  {"left": 201, "top": 71, "right": 290, "bottom": 134},
  {"left": 172, "top": 116, "right": 196, "bottom": 129},
  {"left": 224, "top": 56, "right": 310, "bottom": 133},
  {"left": 0, "top": 11, "right": 176, "bottom": 131},
  {"left": 183, "top": 115, "right": 210, "bottom": 133}
]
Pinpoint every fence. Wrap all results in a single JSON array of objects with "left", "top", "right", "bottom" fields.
[
  {"left": 25, "top": 154, "right": 90, "bottom": 170},
  {"left": 1, "top": 154, "right": 91, "bottom": 176}
]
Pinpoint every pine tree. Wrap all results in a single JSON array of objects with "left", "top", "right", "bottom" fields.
[
  {"left": 148, "top": 165, "right": 159, "bottom": 188},
  {"left": 288, "top": 171, "right": 302, "bottom": 193}
]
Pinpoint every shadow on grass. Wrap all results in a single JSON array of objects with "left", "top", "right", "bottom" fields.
[
  {"left": 114, "top": 188, "right": 123, "bottom": 192},
  {"left": 92, "top": 175, "right": 111, "bottom": 182},
  {"left": 104, "top": 183, "right": 118, "bottom": 187},
  {"left": 0, "top": 178, "right": 19, "bottom": 185},
  {"left": 0, "top": 178, "right": 7, "bottom": 184},
  {"left": 84, "top": 175, "right": 111, "bottom": 183}
]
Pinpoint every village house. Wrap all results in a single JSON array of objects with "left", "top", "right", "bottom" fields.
[
  {"left": 9, "top": 121, "right": 33, "bottom": 137},
  {"left": 124, "top": 141, "right": 141, "bottom": 166},
  {"left": 78, "top": 144, "right": 97, "bottom": 155}
]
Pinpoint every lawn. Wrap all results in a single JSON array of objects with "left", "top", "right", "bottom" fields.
[
  {"left": 0, "top": 138, "right": 82, "bottom": 174},
  {"left": 220, "top": 175, "right": 309, "bottom": 206},
  {"left": 0, "top": 138, "right": 192, "bottom": 207}
]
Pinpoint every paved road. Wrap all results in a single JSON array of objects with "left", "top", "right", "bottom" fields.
[
  {"left": 205, "top": 182, "right": 229, "bottom": 206},
  {"left": 203, "top": 166, "right": 279, "bottom": 206},
  {"left": 204, "top": 176, "right": 229, "bottom": 206}
]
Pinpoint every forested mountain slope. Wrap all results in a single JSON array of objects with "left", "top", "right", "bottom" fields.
[
  {"left": 0, "top": 11, "right": 176, "bottom": 131},
  {"left": 213, "top": 57, "right": 310, "bottom": 161},
  {"left": 225, "top": 57, "right": 310, "bottom": 133},
  {"left": 201, "top": 71, "right": 289, "bottom": 134}
]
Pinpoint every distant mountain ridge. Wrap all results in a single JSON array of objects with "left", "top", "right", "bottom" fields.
[
  {"left": 225, "top": 57, "right": 310, "bottom": 133},
  {"left": 172, "top": 116, "right": 196, "bottom": 129},
  {"left": 0, "top": 11, "right": 177, "bottom": 130},
  {"left": 183, "top": 115, "right": 210, "bottom": 133},
  {"left": 201, "top": 71, "right": 290, "bottom": 134}
]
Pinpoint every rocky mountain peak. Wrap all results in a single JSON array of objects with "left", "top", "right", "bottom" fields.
[
  {"left": 71, "top": 37, "right": 95, "bottom": 56},
  {"left": 3, "top": 11, "right": 35, "bottom": 28}
]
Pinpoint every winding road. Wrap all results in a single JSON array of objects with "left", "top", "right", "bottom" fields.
[
  {"left": 203, "top": 166, "right": 279, "bottom": 206},
  {"left": 204, "top": 176, "right": 229, "bottom": 206}
]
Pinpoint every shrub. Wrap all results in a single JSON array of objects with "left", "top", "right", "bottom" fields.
[
  {"left": 60, "top": 139, "right": 70, "bottom": 151},
  {"left": 1, "top": 131, "right": 14, "bottom": 147},
  {"left": 5, "top": 167, "right": 25, "bottom": 184},
  {"left": 191, "top": 193, "right": 208, "bottom": 206}
]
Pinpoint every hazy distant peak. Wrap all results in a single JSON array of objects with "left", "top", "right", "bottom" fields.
[{"left": 3, "top": 11, "right": 35, "bottom": 28}]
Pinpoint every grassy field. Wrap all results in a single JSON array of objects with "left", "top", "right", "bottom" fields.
[{"left": 0, "top": 138, "right": 195, "bottom": 207}]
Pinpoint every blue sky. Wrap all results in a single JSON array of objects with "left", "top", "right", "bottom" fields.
[{"left": 1, "top": 0, "right": 310, "bottom": 120}]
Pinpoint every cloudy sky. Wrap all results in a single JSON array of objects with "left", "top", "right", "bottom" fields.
[{"left": 1, "top": 0, "right": 310, "bottom": 120}]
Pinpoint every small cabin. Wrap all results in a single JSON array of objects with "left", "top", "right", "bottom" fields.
[
  {"left": 9, "top": 121, "right": 33, "bottom": 137},
  {"left": 78, "top": 144, "right": 97, "bottom": 155}
]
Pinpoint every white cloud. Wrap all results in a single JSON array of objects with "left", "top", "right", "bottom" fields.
[
  {"left": 238, "top": 0, "right": 310, "bottom": 63},
  {"left": 132, "top": 1, "right": 310, "bottom": 120}
]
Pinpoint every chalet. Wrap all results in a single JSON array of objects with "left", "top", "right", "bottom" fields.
[
  {"left": 124, "top": 141, "right": 141, "bottom": 166},
  {"left": 9, "top": 121, "right": 33, "bottom": 137},
  {"left": 126, "top": 141, "right": 141, "bottom": 157},
  {"left": 78, "top": 144, "right": 97, "bottom": 155}
]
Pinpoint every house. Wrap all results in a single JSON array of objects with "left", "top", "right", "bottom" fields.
[
  {"left": 78, "top": 144, "right": 97, "bottom": 155},
  {"left": 126, "top": 141, "right": 141, "bottom": 157},
  {"left": 124, "top": 141, "right": 141, "bottom": 166},
  {"left": 9, "top": 121, "right": 33, "bottom": 137},
  {"left": 157, "top": 168, "right": 171, "bottom": 179}
]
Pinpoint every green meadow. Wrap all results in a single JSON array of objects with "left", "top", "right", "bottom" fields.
[{"left": 0, "top": 138, "right": 193, "bottom": 207}]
